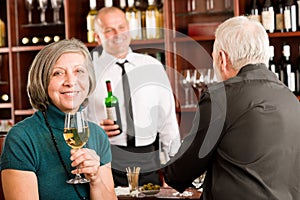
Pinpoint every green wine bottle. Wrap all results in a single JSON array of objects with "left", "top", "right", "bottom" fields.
[{"left": 105, "top": 80, "right": 122, "bottom": 133}]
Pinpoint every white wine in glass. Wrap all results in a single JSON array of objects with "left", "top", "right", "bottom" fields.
[{"left": 63, "top": 111, "right": 90, "bottom": 184}]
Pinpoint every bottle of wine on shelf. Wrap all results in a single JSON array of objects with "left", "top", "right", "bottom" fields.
[
  {"left": 268, "top": 45, "right": 280, "bottom": 79},
  {"left": 297, "top": 0, "right": 300, "bottom": 30},
  {"left": 21, "top": 37, "right": 30, "bottom": 45},
  {"left": 126, "top": 0, "right": 142, "bottom": 40},
  {"left": 0, "top": 94, "right": 9, "bottom": 103},
  {"left": 145, "top": 0, "right": 161, "bottom": 39},
  {"left": 157, "top": 0, "right": 164, "bottom": 37},
  {"left": 32, "top": 37, "right": 42, "bottom": 45},
  {"left": 119, "top": 0, "right": 127, "bottom": 11},
  {"left": 281, "top": 44, "right": 296, "bottom": 93},
  {"left": 0, "top": 18, "right": 6, "bottom": 47},
  {"left": 248, "top": 0, "right": 261, "bottom": 23},
  {"left": 135, "top": 0, "right": 148, "bottom": 39},
  {"left": 21, "top": 36, "right": 60, "bottom": 45},
  {"left": 105, "top": 0, "right": 113, "bottom": 7},
  {"left": 261, "top": 0, "right": 275, "bottom": 33},
  {"left": 105, "top": 80, "right": 122, "bottom": 134},
  {"left": 290, "top": 0, "right": 297, "bottom": 32},
  {"left": 86, "top": 0, "right": 97, "bottom": 43},
  {"left": 295, "top": 45, "right": 300, "bottom": 95},
  {"left": 32, "top": 36, "right": 53, "bottom": 45},
  {"left": 275, "top": 0, "right": 284, "bottom": 32},
  {"left": 283, "top": 0, "right": 297, "bottom": 32},
  {"left": 53, "top": 35, "right": 61, "bottom": 42}
]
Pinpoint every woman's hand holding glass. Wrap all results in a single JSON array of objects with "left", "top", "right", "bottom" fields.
[
  {"left": 69, "top": 148, "right": 101, "bottom": 182},
  {"left": 64, "top": 111, "right": 90, "bottom": 184}
]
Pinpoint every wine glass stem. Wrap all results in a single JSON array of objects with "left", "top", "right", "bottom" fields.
[
  {"left": 28, "top": 10, "right": 32, "bottom": 24},
  {"left": 184, "top": 88, "right": 189, "bottom": 107},
  {"left": 53, "top": 9, "right": 60, "bottom": 23},
  {"left": 74, "top": 172, "right": 82, "bottom": 179},
  {"left": 40, "top": 10, "right": 46, "bottom": 24},
  {"left": 190, "top": 88, "right": 195, "bottom": 106}
]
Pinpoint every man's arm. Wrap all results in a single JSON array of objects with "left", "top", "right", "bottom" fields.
[{"left": 162, "top": 91, "right": 218, "bottom": 192}]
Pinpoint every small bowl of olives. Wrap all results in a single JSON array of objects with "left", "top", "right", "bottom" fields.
[{"left": 140, "top": 183, "right": 161, "bottom": 195}]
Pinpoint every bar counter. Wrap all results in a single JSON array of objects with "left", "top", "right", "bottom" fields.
[{"left": 117, "top": 187, "right": 201, "bottom": 200}]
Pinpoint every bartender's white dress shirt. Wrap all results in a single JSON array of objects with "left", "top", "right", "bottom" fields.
[{"left": 87, "top": 48, "right": 180, "bottom": 158}]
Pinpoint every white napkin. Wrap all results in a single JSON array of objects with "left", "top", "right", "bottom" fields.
[{"left": 114, "top": 187, "right": 130, "bottom": 196}]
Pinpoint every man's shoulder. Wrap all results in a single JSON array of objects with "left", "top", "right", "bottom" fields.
[{"left": 130, "top": 52, "right": 162, "bottom": 64}]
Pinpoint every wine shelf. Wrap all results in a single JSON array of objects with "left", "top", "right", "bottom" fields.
[{"left": 2, "top": 0, "right": 300, "bottom": 129}]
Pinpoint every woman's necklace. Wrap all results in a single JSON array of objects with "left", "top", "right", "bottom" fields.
[{"left": 42, "top": 111, "right": 88, "bottom": 200}]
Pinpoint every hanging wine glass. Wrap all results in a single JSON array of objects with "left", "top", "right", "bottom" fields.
[
  {"left": 51, "top": 0, "right": 63, "bottom": 24},
  {"left": 180, "top": 69, "right": 193, "bottom": 108},
  {"left": 25, "top": 0, "right": 35, "bottom": 24},
  {"left": 38, "top": 0, "right": 48, "bottom": 24},
  {"left": 63, "top": 111, "right": 90, "bottom": 184}
]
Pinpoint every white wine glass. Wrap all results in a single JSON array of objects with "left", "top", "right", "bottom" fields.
[
  {"left": 25, "top": 0, "right": 35, "bottom": 24},
  {"left": 63, "top": 111, "right": 90, "bottom": 184},
  {"left": 192, "top": 172, "right": 206, "bottom": 191},
  {"left": 180, "top": 69, "right": 192, "bottom": 108},
  {"left": 38, "top": 0, "right": 48, "bottom": 24},
  {"left": 51, "top": 0, "right": 63, "bottom": 24}
]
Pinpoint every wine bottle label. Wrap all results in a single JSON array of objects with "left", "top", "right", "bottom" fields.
[
  {"left": 126, "top": 12, "right": 142, "bottom": 40},
  {"left": 286, "top": 64, "right": 296, "bottom": 92},
  {"left": 0, "top": 19, "right": 6, "bottom": 47},
  {"left": 106, "top": 107, "right": 117, "bottom": 121},
  {"left": 105, "top": 0, "right": 113, "bottom": 7},
  {"left": 87, "top": 14, "right": 96, "bottom": 31},
  {"left": 248, "top": 15, "right": 261, "bottom": 23},
  {"left": 290, "top": 72, "right": 296, "bottom": 92},
  {"left": 284, "top": 9, "right": 292, "bottom": 31},
  {"left": 145, "top": 10, "right": 159, "bottom": 39},
  {"left": 290, "top": 5, "right": 297, "bottom": 32},
  {"left": 87, "top": 30, "right": 95, "bottom": 43},
  {"left": 297, "top": 1, "right": 300, "bottom": 27},
  {"left": 276, "top": 13, "right": 284, "bottom": 31},
  {"left": 90, "top": 0, "right": 96, "bottom": 9},
  {"left": 270, "top": 64, "right": 276, "bottom": 74},
  {"left": 262, "top": 9, "right": 275, "bottom": 32}
]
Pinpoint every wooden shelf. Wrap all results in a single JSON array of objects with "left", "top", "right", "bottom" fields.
[
  {"left": 2, "top": 0, "right": 300, "bottom": 125},
  {"left": 268, "top": 31, "right": 300, "bottom": 38},
  {"left": 11, "top": 46, "right": 44, "bottom": 52},
  {"left": 176, "top": 106, "right": 197, "bottom": 113},
  {"left": 0, "top": 103, "right": 12, "bottom": 109},
  {"left": 85, "top": 38, "right": 165, "bottom": 48},
  {"left": 0, "top": 47, "right": 9, "bottom": 53},
  {"left": 14, "top": 109, "right": 35, "bottom": 116},
  {"left": 173, "top": 36, "right": 215, "bottom": 43},
  {"left": 176, "top": 10, "right": 234, "bottom": 17}
]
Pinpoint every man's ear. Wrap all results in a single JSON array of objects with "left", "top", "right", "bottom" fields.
[
  {"left": 219, "top": 50, "right": 228, "bottom": 73},
  {"left": 219, "top": 50, "right": 238, "bottom": 79},
  {"left": 94, "top": 33, "right": 102, "bottom": 46}
]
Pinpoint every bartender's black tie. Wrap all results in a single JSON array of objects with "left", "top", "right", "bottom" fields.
[{"left": 116, "top": 60, "right": 135, "bottom": 147}]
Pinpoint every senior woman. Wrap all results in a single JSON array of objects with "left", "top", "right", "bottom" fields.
[{"left": 0, "top": 38, "right": 117, "bottom": 200}]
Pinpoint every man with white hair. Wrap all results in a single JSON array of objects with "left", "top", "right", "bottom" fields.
[{"left": 162, "top": 16, "right": 300, "bottom": 200}]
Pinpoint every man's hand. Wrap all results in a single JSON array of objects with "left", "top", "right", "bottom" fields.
[{"left": 100, "top": 119, "right": 121, "bottom": 137}]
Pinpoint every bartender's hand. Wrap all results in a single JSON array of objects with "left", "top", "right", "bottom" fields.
[{"left": 100, "top": 119, "right": 121, "bottom": 137}]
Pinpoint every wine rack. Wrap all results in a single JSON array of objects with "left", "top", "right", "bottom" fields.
[{"left": 1, "top": 0, "right": 300, "bottom": 138}]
